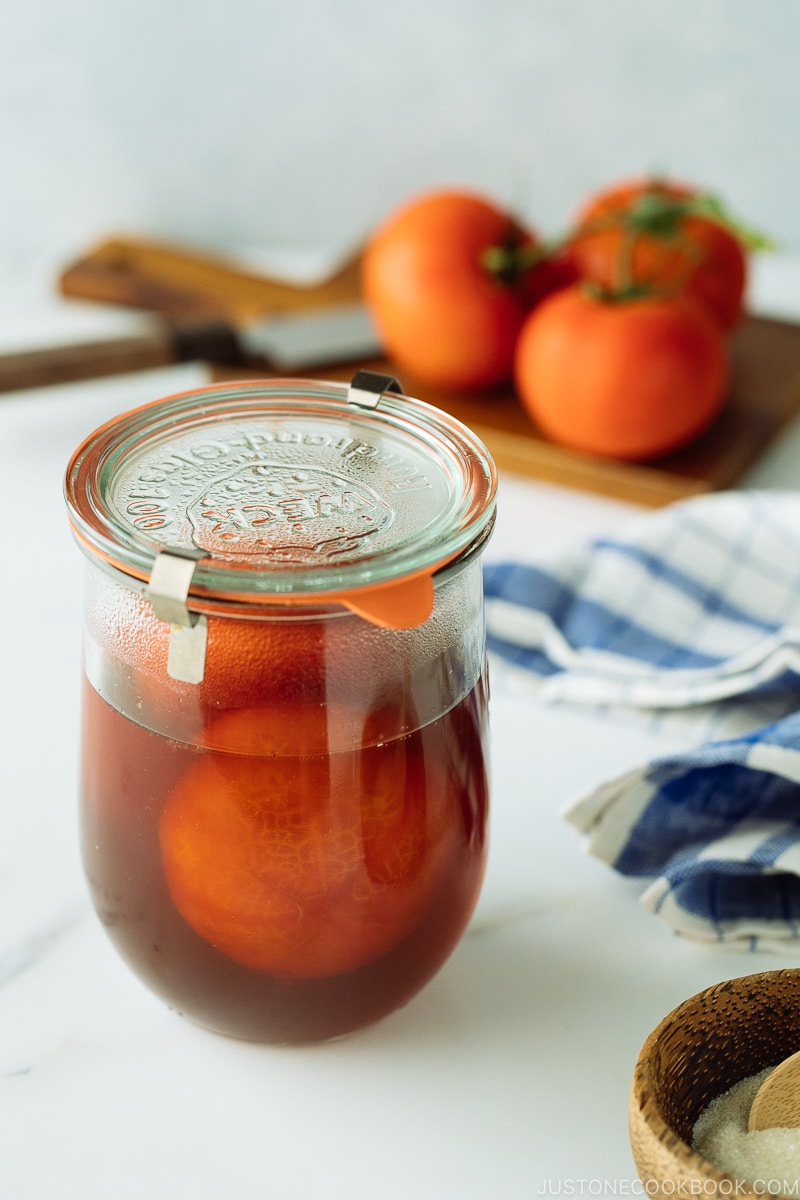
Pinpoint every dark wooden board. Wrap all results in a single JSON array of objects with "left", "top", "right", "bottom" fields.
[{"left": 59, "top": 235, "right": 800, "bottom": 507}]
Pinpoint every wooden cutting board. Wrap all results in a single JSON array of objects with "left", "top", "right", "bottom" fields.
[{"left": 59, "top": 235, "right": 800, "bottom": 507}]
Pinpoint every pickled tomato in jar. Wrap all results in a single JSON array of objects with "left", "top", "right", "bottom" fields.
[{"left": 66, "top": 374, "right": 496, "bottom": 1042}]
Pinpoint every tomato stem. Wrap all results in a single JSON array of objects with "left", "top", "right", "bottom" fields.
[
  {"left": 481, "top": 239, "right": 545, "bottom": 283},
  {"left": 481, "top": 234, "right": 568, "bottom": 285},
  {"left": 571, "top": 180, "right": 774, "bottom": 306},
  {"left": 482, "top": 181, "right": 774, "bottom": 305},
  {"left": 579, "top": 279, "right": 659, "bottom": 305},
  {"left": 576, "top": 182, "right": 775, "bottom": 253}
]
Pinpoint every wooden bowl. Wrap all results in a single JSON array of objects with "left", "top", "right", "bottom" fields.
[{"left": 629, "top": 969, "right": 800, "bottom": 1197}]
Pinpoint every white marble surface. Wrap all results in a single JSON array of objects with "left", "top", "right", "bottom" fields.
[{"left": 2, "top": 261, "right": 800, "bottom": 1199}]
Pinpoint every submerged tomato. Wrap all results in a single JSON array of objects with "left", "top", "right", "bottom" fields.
[
  {"left": 159, "top": 705, "right": 454, "bottom": 979},
  {"left": 568, "top": 178, "right": 748, "bottom": 330},
  {"left": 362, "top": 189, "right": 553, "bottom": 390},
  {"left": 514, "top": 283, "right": 729, "bottom": 461}
]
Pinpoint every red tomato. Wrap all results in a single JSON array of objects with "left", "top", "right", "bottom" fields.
[
  {"left": 514, "top": 283, "right": 729, "bottom": 461},
  {"left": 362, "top": 189, "right": 553, "bottom": 390},
  {"left": 159, "top": 704, "right": 453, "bottom": 979},
  {"left": 568, "top": 178, "right": 748, "bottom": 330}
]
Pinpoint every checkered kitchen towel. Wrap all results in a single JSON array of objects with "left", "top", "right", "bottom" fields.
[{"left": 483, "top": 490, "right": 800, "bottom": 948}]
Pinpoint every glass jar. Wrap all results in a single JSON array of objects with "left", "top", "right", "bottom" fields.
[{"left": 64, "top": 372, "right": 496, "bottom": 1043}]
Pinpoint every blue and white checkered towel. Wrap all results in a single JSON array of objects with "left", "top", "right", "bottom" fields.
[{"left": 484, "top": 490, "right": 800, "bottom": 949}]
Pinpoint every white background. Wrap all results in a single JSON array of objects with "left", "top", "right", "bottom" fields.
[{"left": 2, "top": 0, "right": 799, "bottom": 281}]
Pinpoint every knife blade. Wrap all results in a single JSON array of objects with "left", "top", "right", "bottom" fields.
[{"left": 0, "top": 302, "right": 384, "bottom": 395}]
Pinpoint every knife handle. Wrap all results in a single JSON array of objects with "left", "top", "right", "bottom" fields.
[{"left": 0, "top": 321, "right": 242, "bottom": 395}]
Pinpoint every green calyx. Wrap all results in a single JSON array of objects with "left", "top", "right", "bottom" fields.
[
  {"left": 480, "top": 228, "right": 548, "bottom": 285},
  {"left": 576, "top": 180, "right": 775, "bottom": 303},
  {"left": 479, "top": 180, "right": 774, "bottom": 303},
  {"left": 582, "top": 181, "right": 775, "bottom": 253},
  {"left": 579, "top": 279, "right": 658, "bottom": 305},
  {"left": 682, "top": 191, "right": 776, "bottom": 251}
]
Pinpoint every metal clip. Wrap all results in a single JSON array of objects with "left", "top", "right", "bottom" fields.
[
  {"left": 146, "top": 549, "right": 209, "bottom": 684},
  {"left": 347, "top": 369, "right": 403, "bottom": 409}
]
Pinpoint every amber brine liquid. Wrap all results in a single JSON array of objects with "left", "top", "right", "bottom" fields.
[{"left": 80, "top": 671, "right": 489, "bottom": 1043}]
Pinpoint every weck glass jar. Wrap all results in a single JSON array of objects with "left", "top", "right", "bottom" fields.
[{"left": 64, "top": 371, "right": 497, "bottom": 1043}]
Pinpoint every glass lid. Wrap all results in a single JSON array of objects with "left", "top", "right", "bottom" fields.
[{"left": 64, "top": 375, "right": 497, "bottom": 613}]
